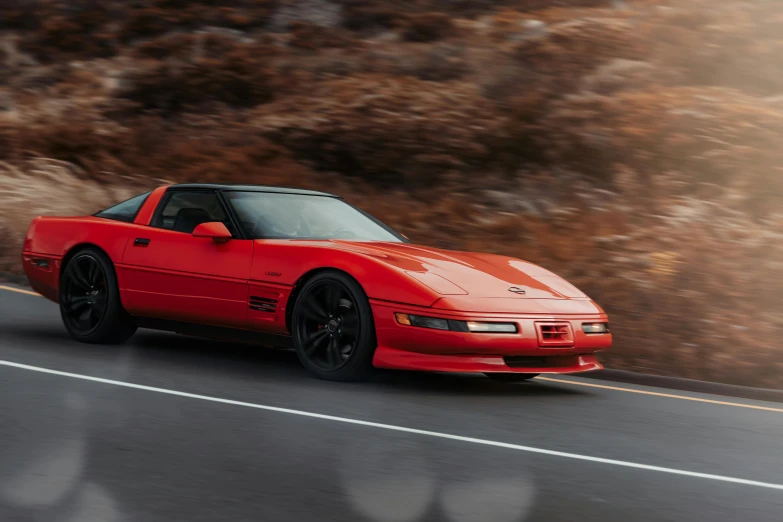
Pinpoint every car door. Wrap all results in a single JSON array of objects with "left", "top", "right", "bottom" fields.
[{"left": 119, "top": 189, "right": 252, "bottom": 328}]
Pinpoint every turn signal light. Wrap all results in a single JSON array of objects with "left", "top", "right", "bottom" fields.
[
  {"left": 394, "top": 313, "right": 411, "bottom": 325},
  {"left": 394, "top": 313, "right": 449, "bottom": 330}
]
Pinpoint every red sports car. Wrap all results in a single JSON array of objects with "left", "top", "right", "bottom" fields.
[{"left": 22, "top": 184, "right": 611, "bottom": 381}]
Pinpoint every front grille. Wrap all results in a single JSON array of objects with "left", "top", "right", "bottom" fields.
[
  {"left": 504, "top": 355, "right": 578, "bottom": 368},
  {"left": 249, "top": 296, "right": 277, "bottom": 313},
  {"left": 535, "top": 322, "right": 574, "bottom": 346}
]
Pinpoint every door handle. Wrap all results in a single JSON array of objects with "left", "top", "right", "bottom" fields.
[{"left": 134, "top": 238, "right": 150, "bottom": 246}]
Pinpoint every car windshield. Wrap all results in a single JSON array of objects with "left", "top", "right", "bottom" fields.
[{"left": 224, "top": 191, "right": 406, "bottom": 242}]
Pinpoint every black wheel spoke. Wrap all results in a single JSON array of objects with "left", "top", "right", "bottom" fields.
[
  {"left": 339, "top": 342, "right": 353, "bottom": 357},
  {"left": 88, "top": 259, "right": 101, "bottom": 286},
  {"left": 302, "top": 297, "right": 329, "bottom": 323},
  {"left": 326, "top": 337, "right": 339, "bottom": 367},
  {"left": 78, "top": 307, "right": 92, "bottom": 324},
  {"left": 67, "top": 295, "right": 90, "bottom": 313},
  {"left": 323, "top": 285, "right": 341, "bottom": 313},
  {"left": 70, "top": 262, "right": 92, "bottom": 290},
  {"left": 303, "top": 329, "right": 329, "bottom": 354},
  {"left": 340, "top": 312, "right": 358, "bottom": 338},
  {"left": 93, "top": 296, "right": 107, "bottom": 316}
]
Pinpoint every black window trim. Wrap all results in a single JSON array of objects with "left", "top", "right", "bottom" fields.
[
  {"left": 349, "top": 202, "right": 410, "bottom": 244},
  {"left": 217, "top": 190, "right": 248, "bottom": 240},
  {"left": 150, "top": 187, "right": 246, "bottom": 239},
  {"left": 93, "top": 191, "right": 152, "bottom": 224}
]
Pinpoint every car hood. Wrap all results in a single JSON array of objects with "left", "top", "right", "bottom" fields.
[{"left": 330, "top": 241, "right": 588, "bottom": 300}]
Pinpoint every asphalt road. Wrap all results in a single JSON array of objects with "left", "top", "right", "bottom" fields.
[{"left": 1, "top": 285, "right": 782, "bottom": 522}]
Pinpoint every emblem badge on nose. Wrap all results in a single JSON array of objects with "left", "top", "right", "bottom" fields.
[{"left": 508, "top": 287, "right": 526, "bottom": 294}]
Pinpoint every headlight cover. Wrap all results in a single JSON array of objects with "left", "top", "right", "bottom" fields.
[
  {"left": 582, "top": 322, "right": 610, "bottom": 334},
  {"left": 395, "top": 313, "right": 518, "bottom": 333},
  {"left": 466, "top": 321, "right": 517, "bottom": 333}
]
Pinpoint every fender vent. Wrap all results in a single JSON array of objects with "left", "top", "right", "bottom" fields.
[
  {"left": 535, "top": 322, "right": 574, "bottom": 347},
  {"left": 249, "top": 296, "right": 277, "bottom": 313}
]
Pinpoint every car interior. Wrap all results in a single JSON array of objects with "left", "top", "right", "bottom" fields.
[{"left": 156, "top": 192, "right": 230, "bottom": 235}]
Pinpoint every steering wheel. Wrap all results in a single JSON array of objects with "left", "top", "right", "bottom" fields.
[
  {"left": 326, "top": 228, "right": 359, "bottom": 239},
  {"left": 251, "top": 214, "right": 272, "bottom": 238},
  {"left": 252, "top": 211, "right": 314, "bottom": 239}
]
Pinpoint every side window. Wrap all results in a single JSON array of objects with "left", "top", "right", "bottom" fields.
[
  {"left": 95, "top": 192, "right": 151, "bottom": 223},
  {"left": 153, "top": 191, "right": 228, "bottom": 234}
]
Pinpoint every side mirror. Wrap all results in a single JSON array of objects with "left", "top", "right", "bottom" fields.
[{"left": 192, "top": 222, "right": 232, "bottom": 243}]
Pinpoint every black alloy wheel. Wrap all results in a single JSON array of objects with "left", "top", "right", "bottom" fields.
[
  {"left": 59, "top": 248, "right": 136, "bottom": 344},
  {"left": 292, "top": 271, "right": 376, "bottom": 381},
  {"left": 61, "top": 254, "right": 108, "bottom": 335}
]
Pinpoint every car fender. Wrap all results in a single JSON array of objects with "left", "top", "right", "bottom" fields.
[
  {"left": 22, "top": 216, "right": 138, "bottom": 301},
  {"left": 249, "top": 241, "right": 441, "bottom": 308}
]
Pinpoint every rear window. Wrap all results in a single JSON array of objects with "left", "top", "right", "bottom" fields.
[{"left": 95, "top": 192, "right": 151, "bottom": 223}]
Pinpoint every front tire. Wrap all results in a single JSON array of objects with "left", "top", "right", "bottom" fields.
[
  {"left": 484, "top": 373, "right": 539, "bottom": 382},
  {"left": 59, "top": 247, "right": 136, "bottom": 344},
  {"left": 291, "top": 271, "right": 376, "bottom": 381}
]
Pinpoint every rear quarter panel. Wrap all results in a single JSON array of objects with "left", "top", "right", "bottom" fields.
[{"left": 22, "top": 216, "right": 138, "bottom": 302}]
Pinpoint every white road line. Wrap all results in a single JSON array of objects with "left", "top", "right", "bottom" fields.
[{"left": 1, "top": 360, "right": 782, "bottom": 491}]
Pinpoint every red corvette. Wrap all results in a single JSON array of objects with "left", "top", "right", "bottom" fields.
[{"left": 22, "top": 184, "right": 611, "bottom": 381}]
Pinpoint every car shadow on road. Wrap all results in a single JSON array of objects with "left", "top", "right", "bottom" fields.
[
  {"left": 2, "top": 324, "right": 73, "bottom": 342},
  {"left": 127, "top": 331, "right": 590, "bottom": 399},
  {"left": 369, "top": 370, "right": 587, "bottom": 398},
  {"left": 2, "top": 325, "right": 589, "bottom": 399}
]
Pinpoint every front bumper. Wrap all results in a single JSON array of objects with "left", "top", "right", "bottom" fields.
[{"left": 370, "top": 300, "right": 611, "bottom": 374}]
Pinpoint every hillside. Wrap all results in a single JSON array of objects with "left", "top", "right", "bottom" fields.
[{"left": 1, "top": 0, "right": 782, "bottom": 386}]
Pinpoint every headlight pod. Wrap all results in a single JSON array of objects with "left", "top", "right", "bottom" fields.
[
  {"left": 395, "top": 313, "right": 518, "bottom": 333},
  {"left": 582, "top": 322, "right": 610, "bottom": 334},
  {"left": 466, "top": 321, "right": 517, "bottom": 333}
]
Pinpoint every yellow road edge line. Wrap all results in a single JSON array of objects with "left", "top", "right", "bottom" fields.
[
  {"left": 536, "top": 376, "right": 783, "bottom": 413},
  {"left": 0, "top": 285, "right": 40, "bottom": 297}
]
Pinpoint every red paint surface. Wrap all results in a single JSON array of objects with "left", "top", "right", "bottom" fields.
[
  {"left": 373, "top": 348, "right": 603, "bottom": 374},
  {"left": 134, "top": 186, "right": 168, "bottom": 226},
  {"left": 370, "top": 300, "right": 610, "bottom": 362},
  {"left": 191, "top": 221, "right": 232, "bottom": 241},
  {"left": 22, "top": 185, "right": 612, "bottom": 375},
  {"left": 119, "top": 226, "right": 253, "bottom": 328}
]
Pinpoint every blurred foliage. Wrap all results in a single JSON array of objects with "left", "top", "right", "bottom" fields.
[
  {"left": 1, "top": 0, "right": 783, "bottom": 386},
  {"left": 122, "top": 37, "right": 276, "bottom": 113}
]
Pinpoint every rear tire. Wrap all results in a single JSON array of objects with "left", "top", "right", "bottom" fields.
[
  {"left": 484, "top": 373, "right": 539, "bottom": 382},
  {"left": 59, "top": 247, "right": 136, "bottom": 344},
  {"left": 291, "top": 271, "right": 376, "bottom": 381}
]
